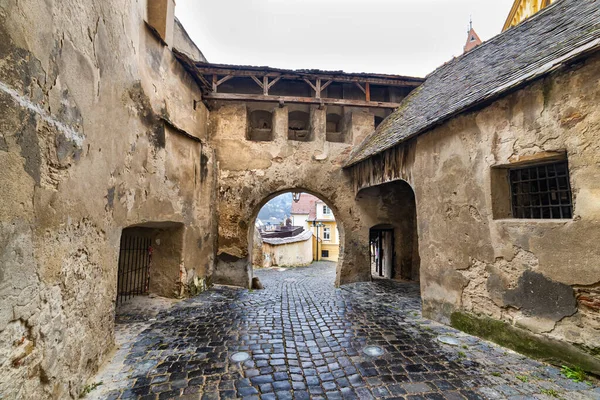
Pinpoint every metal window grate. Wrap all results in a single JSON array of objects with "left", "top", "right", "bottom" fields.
[
  {"left": 509, "top": 160, "right": 573, "bottom": 219},
  {"left": 321, "top": 250, "right": 329, "bottom": 258},
  {"left": 116, "top": 233, "right": 152, "bottom": 306}
]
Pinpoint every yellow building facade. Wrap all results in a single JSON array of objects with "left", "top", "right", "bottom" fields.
[
  {"left": 291, "top": 195, "right": 340, "bottom": 262},
  {"left": 503, "top": 0, "right": 555, "bottom": 31}
]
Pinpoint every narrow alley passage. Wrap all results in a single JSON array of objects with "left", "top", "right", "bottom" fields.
[{"left": 90, "top": 262, "right": 599, "bottom": 399}]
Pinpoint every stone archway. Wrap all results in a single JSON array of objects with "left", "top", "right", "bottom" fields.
[
  {"left": 248, "top": 189, "right": 344, "bottom": 281},
  {"left": 213, "top": 175, "right": 372, "bottom": 288},
  {"left": 355, "top": 179, "right": 421, "bottom": 282}
]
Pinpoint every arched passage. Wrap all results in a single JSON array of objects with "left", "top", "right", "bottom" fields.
[
  {"left": 356, "top": 180, "right": 420, "bottom": 282},
  {"left": 248, "top": 189, "right": 345, "bottom": 285}
]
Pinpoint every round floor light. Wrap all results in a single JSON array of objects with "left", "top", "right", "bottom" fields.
[
  {"left": 363, "top": 345, "right": 385, "bottom": 357},
  {"left": 230, "top": 352, "right": 251, "bottom": 362}
]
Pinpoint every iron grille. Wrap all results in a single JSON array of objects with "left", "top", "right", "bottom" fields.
[
  {"left": 116, "top": 234, "right": 152, "bottom": 305},
  {"left": 509, "top": 160, "right": 573, "bottom": 219}
]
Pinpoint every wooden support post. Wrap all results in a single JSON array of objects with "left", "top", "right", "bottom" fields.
[
  {"left": 365, "top": 82, "right": 371, "bottom": 102},
  {"left": 212, "top": 74, "right": 218, "bottom": 93},
  {"left": 263, "top": 76, "right": 269, "bottom": 95},
  {"left": 316, "top": 78, "right": 322, "bottom": 99}
]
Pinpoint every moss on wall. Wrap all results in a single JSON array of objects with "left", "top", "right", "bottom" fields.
[{"left": 451, "top": 311, "right": 600, "bottom": 374}]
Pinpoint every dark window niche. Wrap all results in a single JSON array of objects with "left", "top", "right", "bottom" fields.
[
  {"left": 248, "top": 109, "right": 273, "bottom": 141},
  {"left": 326, "top": 113, "right": 345, "bottom": 143},
  {"left": 288, "top": 111, "right": 312, "bottom": 142},
  {"left": 492, "top": 157, "right": 573, "bottom": 219}
]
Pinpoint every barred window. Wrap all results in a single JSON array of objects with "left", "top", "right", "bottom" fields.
[
  {"left": 509, "top": 160, "right": 573, "bottom": 219},
  {"left": 321, "top": 250, "right": 329, "bottom": 258}
]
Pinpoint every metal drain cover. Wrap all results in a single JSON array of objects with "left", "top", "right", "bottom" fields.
[
  {"left": 363, "top": 345, "right": 385, "bottom": 357},
  {"left": 437, "top": 336, "right": 460, "bottom": 346},
  {"left": 230, "top": 352, "right": 251, "bottom": 362}
]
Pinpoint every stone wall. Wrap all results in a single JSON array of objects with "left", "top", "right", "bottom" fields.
[
  {"left": 357, "top": 52, "right": 600, "bottom": 369},
  {"left": 0, "top": 0, "right": 215, "bottom": 398},
  {"left": 210, "top": 102, "right": 382, "bottom": 288}
]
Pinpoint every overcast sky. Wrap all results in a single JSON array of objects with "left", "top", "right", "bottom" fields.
[{"left": 176, "top": 0, "right": 514, "bottom": 78}]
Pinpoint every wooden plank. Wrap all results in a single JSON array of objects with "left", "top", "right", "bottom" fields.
[
  {"left": 263, "top": 76, "right": 269, "bottom": 95},
  {"left": 365, "top": 82, "right": 371, "bottom": 102},
  {"left": 202, "top": 92, "right": 401, "bottom": 108},
  {"left": 212, "top": 75, "right": 217, "bottom": 93}
]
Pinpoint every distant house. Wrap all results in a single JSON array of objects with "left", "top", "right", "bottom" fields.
[
  {"left": 291, "top": 194, "right": 340, "bottom": 262},
  {"left": 260, "top": 226, "right": 312, "bottom": 268}
]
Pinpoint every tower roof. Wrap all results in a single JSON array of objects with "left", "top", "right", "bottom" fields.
[{"left": 464, "top": 27, "right": 483, "bottom": 53}]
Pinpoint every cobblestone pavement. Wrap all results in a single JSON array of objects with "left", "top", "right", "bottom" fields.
[{"left": 90, "top": 262, "right": 599, "bottom": 400}]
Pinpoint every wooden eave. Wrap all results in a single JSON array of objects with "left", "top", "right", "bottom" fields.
[{"left": 173, "top": 50, "right": 424, "bottom": 109}]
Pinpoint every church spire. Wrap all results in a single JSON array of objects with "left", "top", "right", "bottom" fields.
[{"left": 464, "top": 18, "right": 482, "bottom": 53}]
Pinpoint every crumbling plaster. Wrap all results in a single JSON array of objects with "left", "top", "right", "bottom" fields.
[
  {"left": 394, "top": 53, "right": 600, "bottom": 357},
  {"left": 0, "top": 0, "right": 215, "bottom": 398}
]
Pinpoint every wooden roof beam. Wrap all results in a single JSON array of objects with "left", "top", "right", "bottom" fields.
[
  {"left": 202, "top": 92, "right": 401, "bottom": 109},
  {"left": 195, "top": 68, "right": 421, "bottom": 87}
]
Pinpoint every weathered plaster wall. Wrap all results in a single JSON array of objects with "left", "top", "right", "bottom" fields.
[
  {"left": 389, "top": 53, "right": 600, "bottom": 367},
  {"left": 262, "top": 238, "right": 313, "bottom": 268},
  {"left": 211, "top": 102, "right": 379, "bottom": 287},
  {"left": 0, "top": 1, "right": 215, "bottom": 398}
]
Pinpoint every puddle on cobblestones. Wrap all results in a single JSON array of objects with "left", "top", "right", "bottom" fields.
[
  {"left": 438, "top": 336, "right": 461, "bottom": 346},
  {"left": 89, "top": 262, "right": 600, "bottom": 400}
]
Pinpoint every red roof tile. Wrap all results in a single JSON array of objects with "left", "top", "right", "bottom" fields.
[{"left": 290, "top": 194, "right": 319, "bottom": 220}]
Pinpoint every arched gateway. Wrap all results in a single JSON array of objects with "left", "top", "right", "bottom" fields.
[{"left": 187, "top": 63, "right": 424, "bottom": 287}]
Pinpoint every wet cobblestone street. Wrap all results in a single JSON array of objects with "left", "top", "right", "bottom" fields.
[{"left": 90, "top": 262, "right": 599, "bottom": 400}]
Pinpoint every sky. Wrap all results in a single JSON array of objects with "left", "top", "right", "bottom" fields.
[{"left": 175, "top": 0, "right": 515, "bottom": 78}]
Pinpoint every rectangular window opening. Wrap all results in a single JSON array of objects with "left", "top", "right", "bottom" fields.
[
  {"left": 323, "top": 228, "right": 331, "bottom": 240},
  {"left": 321, "top": 250, "right": 329, "bottom": 258},
  {"left": 508, "top": 160, "right": 573, "bottom": 219}
]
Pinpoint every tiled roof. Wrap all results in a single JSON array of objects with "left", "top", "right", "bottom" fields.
[
  {"left": 290, "top": 194, "right": 320, "bottom": 220},
  {"left": 345, "top": 0, "right": 600, "bottom": 167},
  {"left": 262, "top": 229, "right": 313, "bottom": 246}
]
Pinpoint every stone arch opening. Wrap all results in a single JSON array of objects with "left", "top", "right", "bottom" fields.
[
  {"left": 356, "top": 180, "right": 420, "bottom": 282},
  {"left": 249, "top": 189, "right": 344, "bottom": 285},
  {"left": 115, "top": 222, "right": 184, "bottom": 309}
]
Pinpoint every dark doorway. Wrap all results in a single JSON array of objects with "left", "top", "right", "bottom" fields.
[
  {"left": 117, "top": 230, "right": 152, "bottom": 305},
  {"left": 370, "top": 227, "right": 394, "bottom": 278},
  {"left": 116, "top": 222, "right": 184, "bottom": 307}
]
